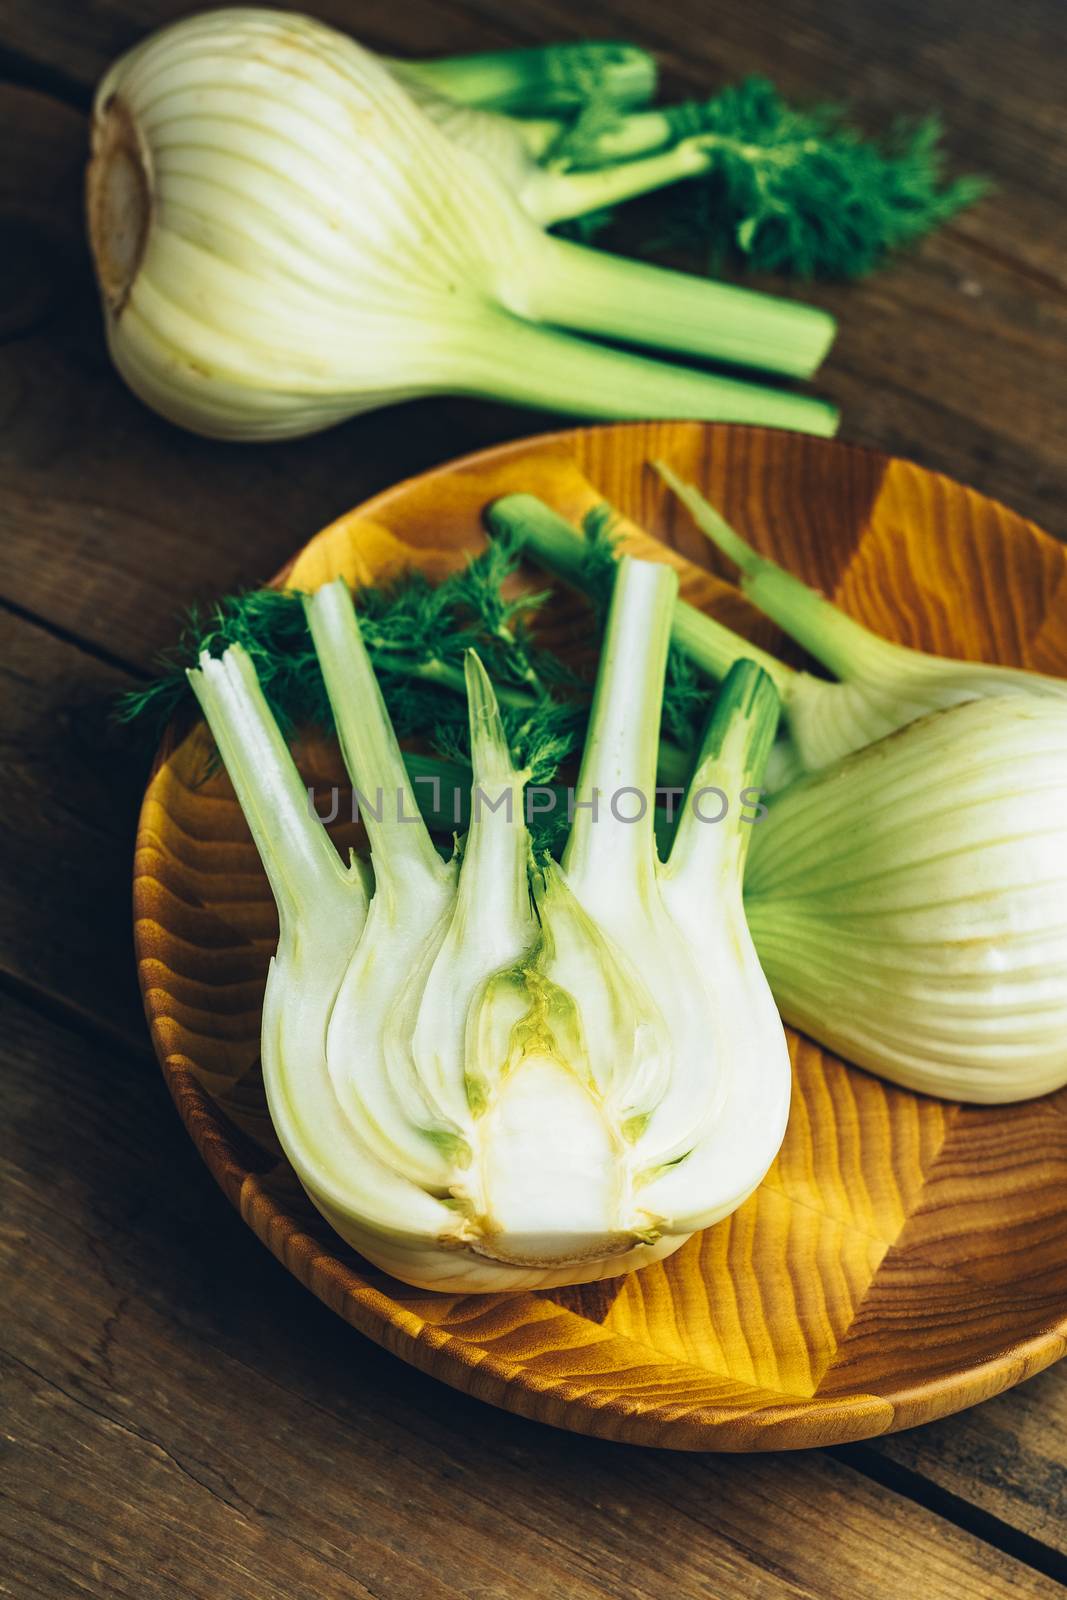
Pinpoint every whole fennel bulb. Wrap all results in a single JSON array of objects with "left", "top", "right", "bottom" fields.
[
  {"left": 745, "top": 696, "right": 1067, "bottom": 1103},
  {"left": 86, "top": 8, "right": 838, "bottom": 442},
  {"left": 188, "top": 559, "right": 791, "bottom": 1291}
]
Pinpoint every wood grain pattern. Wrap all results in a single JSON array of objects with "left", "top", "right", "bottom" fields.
[
  {"left": 0, "top": 606, "right": 148, "bottom": 1044},
  {"left": 133, "top": 422, "right": 1067, "bottom": 1450}
]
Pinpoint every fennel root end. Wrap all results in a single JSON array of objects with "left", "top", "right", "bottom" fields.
[{"left": 87, "top": 93, "right": 150, "bottom": 316}]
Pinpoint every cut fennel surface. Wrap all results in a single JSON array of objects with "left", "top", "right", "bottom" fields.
[{"left": 188, "top": 560, "right": 791, "bottom": 1291}]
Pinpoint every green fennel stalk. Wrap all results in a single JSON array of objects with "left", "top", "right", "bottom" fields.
[
  {"left": 386, "top": 41, "right": 658, "bottom": 114},
  {"left": 488, "top": 483, "right": 1067, "bottom": 782}
]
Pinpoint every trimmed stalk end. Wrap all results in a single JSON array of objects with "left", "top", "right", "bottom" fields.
[
  {"left": 563, "top": 555, "right": 677, "bottom": 884},
  {"left": 695, "top": 660, "right": 781, "bottom": 784},
  {"left": 666, "top": 660, "right": 780, "bottom": 885},
  {"left": 464, "top": 649, "right": 520, "bottom": 783},
  {"left": 186, "top": 642, "right": 359, "bottom": 929},
  {"left": 485, "top": 494, "right": 591, "bottom": 586},
  {"left": 533, "top": 40, "right": 658, "bottom": 110}
]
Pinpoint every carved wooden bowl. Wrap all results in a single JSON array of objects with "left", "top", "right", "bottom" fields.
[{"left": 133, "top": 422, "right": 1067, "bottom": 1449}]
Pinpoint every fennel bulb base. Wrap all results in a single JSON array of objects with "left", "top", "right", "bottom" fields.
[
  {"left": 87, "top": 94, "right": 149, "bottom": 317},
  {"left": 309, "top": 1188, "right": 689, "bottom": 1293}
]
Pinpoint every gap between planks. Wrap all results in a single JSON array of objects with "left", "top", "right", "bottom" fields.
[
  {"left": 836, "top": 1445, "right": 1067, "bottom": 1587},
  {"left": 0, "top": 46, "right": 90, "bottom": 109}
]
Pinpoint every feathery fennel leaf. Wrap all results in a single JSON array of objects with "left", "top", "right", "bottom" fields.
[
  {"left": 554, "top": 76, "right": 986, "bottom": 279},
  {"left": 117, "top": 588, "right": 330, "bottom": 739},
  {"left": 118, "top": 522, "right": 712, "bottom": 825}
]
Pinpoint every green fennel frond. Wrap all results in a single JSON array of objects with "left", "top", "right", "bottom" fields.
[
  {"left": 118, "top": 546, "right": 560, "bottom": 740},
  {"left": 679, "top": 80, "right": 987, "bottom": 278},
  {"left": 428, "top": 691, "right": 582, "bottom": 784},
  {"left": 575, "top": 504, "right": 625, "bottom": 614},
  {"left": 118, "top": 522, "right": 720, "bottom": 821},
  {"left": 376, "top": 668, "right": 471, "bottom": 746},
  {"left": 663, "top": 647, "right": 706, "bottom": 749},
  {"left": 447, "top": 529, "right": 555, "bottom": 695},
  {"left": 116, "top": 589, "right": 330, "bottom": 739},
  {"left": 117, "top": 557, "right": 592, "bottom": 799},
  {"left": 552, "top": 76, "right": 986, "bottom": 279},
  {"left": 506, "top": 697, "right": 584, "bottom": 785}
]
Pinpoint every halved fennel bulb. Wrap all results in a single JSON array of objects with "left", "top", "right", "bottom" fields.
[
  {"left": 86, "top": 9, "right": 837, "bottom": 441},
  {"left": 745, "top": 696, "right": 1067, "bottom": 1103},
  {"left": 187, "top": 560, "right": 791, "bottom": 1290}
]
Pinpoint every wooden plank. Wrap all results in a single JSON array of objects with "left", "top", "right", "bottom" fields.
[
  {"left": 0, "top": 605, "right": 147, "bottom": 1043},
  {"left": 0, "top": 0, "right": 534, "bottom": 97},
  {"left": 4, "top": 0, "right": 1065, "bottom": 151},
  {"left": 4, "top": 507, "right": 1063, "bottom": 1563},
  {"left": 3, "top": 986, "right": 1063, "bottom": 1600},
  {"left": 857, "top": 1364, "right": 1067, "bottom": 1557},
  {"left": 1, "top": 84, "right": 1065, "bottom": 678}
]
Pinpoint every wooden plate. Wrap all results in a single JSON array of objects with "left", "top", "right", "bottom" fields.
[{"left": 134, "top": 421, "right": 1067, "bottom": 1450}]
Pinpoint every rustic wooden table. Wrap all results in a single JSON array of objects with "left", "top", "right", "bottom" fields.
[{"left": 2, "top": 1, "right": 1065, "bottom": 1595}]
